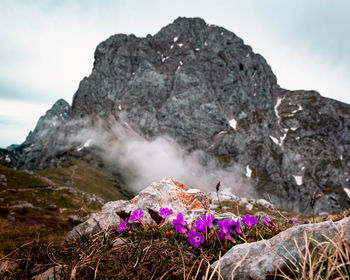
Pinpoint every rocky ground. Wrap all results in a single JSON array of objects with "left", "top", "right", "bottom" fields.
[{"left": 1, "top": 176, "right": 349, "bottom": 279}]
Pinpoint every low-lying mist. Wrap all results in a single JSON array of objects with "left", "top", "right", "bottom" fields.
[{"left": 67, "top": 116, "right": 254, "bottom": 197}]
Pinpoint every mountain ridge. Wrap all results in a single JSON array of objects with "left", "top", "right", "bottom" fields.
[{"left": 2, "top": 17, "right": 350, "bottom": 214}]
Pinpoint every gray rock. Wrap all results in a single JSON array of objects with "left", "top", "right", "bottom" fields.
[
  {"left": 67, "top": 215, "right": 85, "bottom": 223},
  {"left": 113, "top": 237, "right": 125, "bottom": 247},
  {"left": 0, "top": 260, "right": 18, "bottom": 279},
  {"left": 256, "top": 199, "right": 275, "bottom": 210},
  {"left": 214, "top": 212, "right": 239, "bottom": 221},
  {"left": 212, "top": 216, "right": 350, "bottom": 280},
  {"left": 0, "top": 174, "right": 7, "bottom": 187},
  {"left": 254, "top": 211, "right": 268, "bottom": 220},
  {"left": 32, "top": 265, "right": 63, "bottom": 280},
  {"left": 0, "top": 174, "right": 7, "bottom": 182},
  {"left": 9, "top": 99, "right": 70, "bottom": 170},
  {"left": 5, "top": 144, "right": 19, "bottom": 151},
  {"left": 9, "top": 201, "right": 41, "bottom": 214},
  {"left": 46, "top": 203, "right": 58, "bottom": 211},
  {"left": 66, "top": 178, "right": 240, "bottom": 241},
  {"left": 245, "top": 203, "right": 253, "bottom": 211},
  {"left": 65, "top": 212, "right": 120, "bottom": 242},
  {"left": 239, "top": 197, "right": 255, "bottom": 211},
  {"left": 209, "top": 190, "right": 238, "bottom": 203},
  {"left": 66, "top": 178, "right": 212, "bottom": 241}
]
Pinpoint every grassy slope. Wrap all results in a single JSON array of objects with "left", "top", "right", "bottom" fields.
[
  {"left": 0, "top": 159, "right": 132, "bottom": 256},
  {"left": 37, "top": 158, "right": 132, "bottom": 202}
]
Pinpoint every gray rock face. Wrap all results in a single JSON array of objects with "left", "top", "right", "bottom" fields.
[
  {"left": 9, "top": 99, "right": 70, "bottom": 170},
  {"left": 6, "top": 17, "right": 350, "bottom": 213},
  {"left": 0, "top": 149, "right": 14, "bottom": 167},
  {"left": 211, "top": 216, "right": 350, "bottom": 280},
  {"left": 65, "top": 17, "right": 350, "bottom": 213}
]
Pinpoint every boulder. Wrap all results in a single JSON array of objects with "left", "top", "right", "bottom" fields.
[
  {"left": 256, "top": 199, "right": 275, "bottom": 210},
  {"left": 66, "top": 178, "right": 212, "bottom": 241},
  {"left": 0, "top": 260, "right": 18, "bottom": 279},
  {"left": 209, "top": 189, "right": 238, "bottom": 203},
  {"left": 9, "top": 201, "right": 40, "bottom": 213},
  {"left": 32, "top": 265, "right": 63, "bottom": 280},
  {"left": 0, "top": 174, "right": 7, "bottom": 185},
  {"left": 212, "top": 216, "right": 350, "bottom": 280}
]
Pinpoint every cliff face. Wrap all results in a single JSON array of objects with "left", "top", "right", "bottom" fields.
[
  {"left": 3, "top": 99, "right": 71, "bottom": 170},
  {"left": 7, "top": 17, "right": 350, "bottom": 213}
]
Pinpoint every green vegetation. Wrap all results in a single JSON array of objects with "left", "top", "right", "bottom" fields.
[
  {"left": 0, "top": 160, "right": 132, "bottom": 257},
  {"left": 37, "top": 158, "right": 132, "bottom": 201},
  {"left": 0, "top": 165, "right": 48, "bottom": 189}
]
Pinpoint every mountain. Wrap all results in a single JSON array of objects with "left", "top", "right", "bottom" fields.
[
  {"left": 0, "top": 99, "right": 71, "bottom": 169},
  {"left": 3, "top": 17, "right": 350, "bottom": 214}
]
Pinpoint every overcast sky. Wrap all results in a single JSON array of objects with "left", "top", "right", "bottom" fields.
[{"left": 0, "top": 0, "right": 349, "bottom": 147}]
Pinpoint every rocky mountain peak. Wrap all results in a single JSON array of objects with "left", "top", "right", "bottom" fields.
[
  {"left": 5, "top": 17, "right": 350, "bottom": 214},
  {"left": 7, "top": 99, "right": 71, "bottom": 169},
  {"left": 25, "top": 98, "right": 70, "bottom": 144}
]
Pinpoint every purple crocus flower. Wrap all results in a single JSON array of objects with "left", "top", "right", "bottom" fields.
[
  {"left": 202, "top": 214, "right": 215, "bottom": 229},
  {"left": 172, "top": 213, "right": 188, "bottom": 233},
  {"left": 230, "top": 219, "right": 241, "bottom": 234},
  {"left": 193, "top": 219, "right": 207, "bottom": 234},
  {"left": 217, "top": 232, "right": 225, "bottom": 240},
  {"left": 130, "top": 209, "right": 144, "bottom": 222},
  {"left": 290, "top": 218, "right": 298, "bottom": 224},
  {"left": 242, "top": 214, "right": 258, "bottom": 227},
  {"left": 159, "top": 208, "right": 173, "bottom": 220},
  {"left": 188, "top": 230, "right": 205, "bottom": 247},
  {"left": 217, "top": 219, "right": 232, "bottom": 240},
  {"left": 117, "top": 218, "right": 130, "bottom": 233},
  {"left": 262, "top": 216, "right": 271, "bottom": 227}
]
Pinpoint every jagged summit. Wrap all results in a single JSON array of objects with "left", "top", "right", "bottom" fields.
[
  {"left": 4, "top": 17, "right": 350, "bottom": 214},
  {"left": 7, "top": 99, "right": 71, "bottom": 169},
  {"left": 25, "top": 99, "right": 70, "bottom": 143}
]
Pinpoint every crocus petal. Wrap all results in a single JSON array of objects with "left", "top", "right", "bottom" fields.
[
  {"left": 188, "top": 230, "right": 205, "bottom": 247},
  {"left": 117, "top": 219, "right": 129, "bottom": 233}
]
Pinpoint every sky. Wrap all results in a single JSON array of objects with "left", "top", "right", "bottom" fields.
[{"left": 0, "top": 0, "right": 349, "bottom": 148}]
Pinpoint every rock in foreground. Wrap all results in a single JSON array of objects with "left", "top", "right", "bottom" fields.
[
  {"left": 212, "top": 216, "right": 350, "bottom": 280},
  {"left": 66, "top": 178, "right": 212, "bottom": 241}
]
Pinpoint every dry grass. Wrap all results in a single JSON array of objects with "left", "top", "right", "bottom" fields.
[
  {"left": 2, "top": 210, "right": 350, "bottom": 279},
  {"left": 270, "top": 228, "right": 350, "bottom": 280},
  {"left": 3, "top": 224, "right": 227, "bottom": 280}
]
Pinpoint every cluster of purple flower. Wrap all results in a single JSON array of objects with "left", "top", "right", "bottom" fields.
[
  {"left": 116, "top": 208, "right": 275, "bottom": 247},
  {"left": 262, "top": 216, "right": 271, "bottom": 227},
  {"left": 172, "top": 213, "right": 187, "bottom": 233},
  {"left": 117, "top": 208, "right": 173, "bottom": 233},
  {"left": 159, "top": 207, "right": 173, "bottom": 219},
  {"left": 187, "top": 214, "right": 214, "bottom": 247},
  {"left": 217, "top": 219, "right": 240, "bottom": 240}
]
